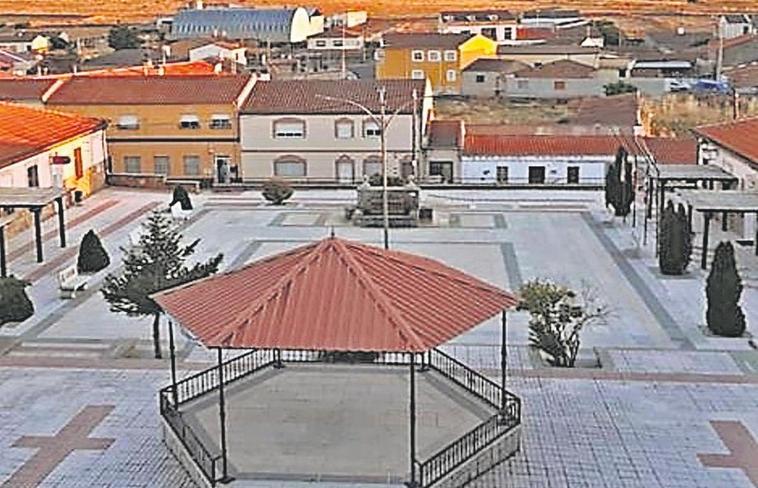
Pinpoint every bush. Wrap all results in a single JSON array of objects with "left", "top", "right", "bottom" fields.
[
  {"left": 604, "top": 82, "right": 637, "bottom": 96},
  {"left": 169, "top": 186, "right": 193, "bottom": 210},
  {"left": 368, "top": 174, "right": 404, "bottom": 187},
  {"left": 262, "top": 179, "right": 294, "bottom": 205},
  {"left": 659, "top": 201, "right": 688, "bottom": 275},
  {"left": 0, "top": 276, "right": 34, "bottom": 325},
  {"left": 605, "top": 147, "right": 633, "bottom": 217},
  {"left": 77, "top": 229, "right": 110, "bottom": 273},
  {"left": 706, "top": 242, "right": 746, "bottom": 337}
]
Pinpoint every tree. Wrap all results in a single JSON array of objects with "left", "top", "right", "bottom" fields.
[
  {"left": 108, "top": 25, "right": 140, "bottom": 50},
  {"left": 705, "top": 242, "right": 746, "bottom": 337},
  {"left": 605, "top": 147, "right": 633, "bottom": 217},
  {"left": 101, "top": 211, "right": 223, "bottom": 358},
  {"left": 262, "top": 179, "right": 294, "bottom": 205},
  {"left": 0, "top": 276, "right": 34, "bottom": 325},
  {"left": 77, "top": 230, "right": 110, "bottom": 273},
  {"left": 677, "top": 203, "right": 692, "bottom": 271},
  {"left": 604, "top": 82, "right": 637, "bottom": 96},
  {"left": 517, "top": 279, "right": 608, "bottom": 367},
  {"left": 659, "top": 201, "right": 688, "bottom": 274},
  {"left": 169, "top": 186, "right": 193, "bottom": 211}
]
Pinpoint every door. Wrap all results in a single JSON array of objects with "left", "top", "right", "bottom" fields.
[
  {"left": 215, "top": 155, "right": 231, "bottom": 183},
  {"left": 336, "top": 158, "right": 355, "bottom": 184},
  {"left": 74, "top": 148, "right": 83, "bottom": 180},
  {"left": 567, "top": 166, "right": 580, "bottom": 184},
  {"left": 496, "top": 166, "right": 509, "bottom": 184},
  {"left": 430, "top": 161, "right": 453, "bottom": 183},
  {"left": 27, "top": 165, "right": 39, "bottom": 187},
  {"left": 528, "top": 166, "right": 545, "bottom": 184}
]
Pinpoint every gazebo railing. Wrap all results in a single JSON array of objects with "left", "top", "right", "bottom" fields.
[{"left": 427, "top": 348, "right": 502, "bottom": 409}]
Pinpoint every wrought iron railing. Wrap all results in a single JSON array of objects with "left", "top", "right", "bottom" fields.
[{"left": 428, "top": 349, "right": 502, "bottom": 409}]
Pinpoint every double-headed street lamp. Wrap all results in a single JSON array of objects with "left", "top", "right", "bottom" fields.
[{"left": 317, "top": 87, "right": 419, "bottom": 250}]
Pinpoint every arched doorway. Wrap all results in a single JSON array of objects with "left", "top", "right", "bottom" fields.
[{"left": 335, "top": 155, "right": 355, "bottom": 184}]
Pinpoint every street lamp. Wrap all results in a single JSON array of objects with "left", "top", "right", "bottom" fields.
[{"left": 317, "top": 87, "right": 419, "bottom": 250}]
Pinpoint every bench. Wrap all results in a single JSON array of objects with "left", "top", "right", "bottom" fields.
[
  {"left": 57, "top": 264, "right": 88, "bottom": 299},
  {"left": 170, "top": 204, "right": 192, "bottom": 221}
]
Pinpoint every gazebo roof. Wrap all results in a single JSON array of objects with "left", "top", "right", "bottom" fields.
[{"left": 154, "top": 237, "right": 517, "bottom": 352}]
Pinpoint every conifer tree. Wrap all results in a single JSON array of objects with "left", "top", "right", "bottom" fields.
[
  {"left": 606, "top": 147, "right": 633, "bottom": 217},
  {"left": 677, "top": 203, "right": 692, "bottom": 272},
  {"left": 101, "top": 211, "right": 222, "bottom": 358},
  {"left": 0, "top": 276, "right": 34, "bottom": 325},
  {"left": 77, "top": 229, "right": 110, "bottom": 273},
  {"left": 706, "top": 241, "right": 746, "bottom": 337},
  {"left": 659, "top": 201, "right": 684, "bottom": 274}
]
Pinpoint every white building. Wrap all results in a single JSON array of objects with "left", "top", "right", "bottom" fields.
[
  {"left": 0, "top": 103, "right": 108, "bottom": 195},
  {"left": 461, "top": 133, "right": 625, "bottom": 185},
  {"left": 189, "top": 41, "right": 247, "bottom": 66},
  {"left": 439, "top": 10, "right": 519, "bottom": 44}
]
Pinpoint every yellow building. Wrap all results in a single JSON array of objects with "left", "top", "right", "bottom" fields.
[
  {"left": 376, "top": 33, "right": 497, "bottom": 95},
  {"left": 45, "top": 74, "right": 256, "bottom": 185}
]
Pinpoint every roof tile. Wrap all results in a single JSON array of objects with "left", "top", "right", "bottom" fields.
[{"left": 693, "top": 117, "right": 758, "bottom": 164}]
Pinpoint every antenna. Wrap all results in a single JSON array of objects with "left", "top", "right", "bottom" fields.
[{"left": 329, "top": 226, "right": 336, "bottom": 238}]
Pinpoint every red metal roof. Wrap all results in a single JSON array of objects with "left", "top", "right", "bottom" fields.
[
  {"left": 154, "top": 237, "right": 517, "bottom": 352},
  {"left": 464, "top": 133, "right": 634, "bottom": 157}
]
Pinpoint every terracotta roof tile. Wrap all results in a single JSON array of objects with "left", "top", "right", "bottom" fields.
[
  {"left": 241, "top": 79, "right": 425, "bottom": 115},
  {"left": 382, "top": 32, "right": 474, "bottom": 49},
  {"left": 642, "top": 137, "right": 697, "bottom": 165},
  {"left": 0, "top": 79, "right": 56, "bottom": 101},
  {"left": 47, "top": 74, "right": 252, "bottom": 105},
  {"left": 464, "top": 133, "right": 635, "bottom": 156},
  {"left": 0, "top": 102, "right": 106, "bottom": 169},
  {"left": 513, "top": 59, "right": 596, "bottom": 78},
  {"left": 154, "top": 237, "right": 517, "bottom": 352},
  {"left": 463, "top": 58, "right": 527, "bottom": 73},
  {"left": 428, "top": 120, "right": 463, "bottom": 147},
  {"left": 693, "top": 117, "right": 758, "bottom": 164}
]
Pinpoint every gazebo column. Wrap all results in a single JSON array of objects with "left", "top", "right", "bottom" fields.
[
  {"left": 701, "top": 212, "right": 712, "bottom": 270},
  {"left": 32, "top": 207, "right": 43, "bottom": 263},
  {"left": 0, "top": 225, "right": 6, "bottom": 278},
  {"left": 217, "top": 348, "right": 233, "bottom": 483},
  {"left": 56, "top": 197, "right": 66, "bottom": 248},
  {"left": 500, "top": 311, "right": 507, "bottom": 418},
  {"left": 687, "top": 204, "right": 694, "bottom": 235},
  {"left": 722, "top": 212, "right": 728, "bottom": 232},
  {"left": 168, "top": 320, "right": 179, "bottom": 407},
  {"left": 408, "top": 352, "right": 418, "bottom": 487},
  {"left": 755, "top": 211, "right": 758, "bottom": 256}
]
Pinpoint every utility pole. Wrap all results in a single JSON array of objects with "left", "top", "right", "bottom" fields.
[
  {"left": 379, "top": 86, "right": 389, "bottom": 250},
  {"left": 341, "top": 14, "right": 347, "bottom": 80},
  {"left": 411, "top": 88, "right": 418, "bottom": 178},
  {"left": 716, "top": 16, "right": 724, "bottom": 80}
]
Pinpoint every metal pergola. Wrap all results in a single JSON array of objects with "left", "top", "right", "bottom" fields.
[
  {"left": 677, "top": 189, "right": 758, "bottom": 269},
  {"left": 0, "top": 188, "right": 67, "bottom": 277}
]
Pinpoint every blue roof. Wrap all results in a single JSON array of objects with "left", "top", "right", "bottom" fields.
[{"left": 170, "top": 8, "right": 300, "bottom": 43}]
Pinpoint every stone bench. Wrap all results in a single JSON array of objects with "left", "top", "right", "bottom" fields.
[{"left": 57, "top": 264, "right": 88, "bottom": 299}]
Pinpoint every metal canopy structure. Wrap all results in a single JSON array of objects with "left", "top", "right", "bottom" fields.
[
  {"left": 154, "top": 237, "right": 521, "bottom": 487},
  {"left": 0, "top": 187, "right": 67, "bottom": 277},
  {"left": 654, "top": 164, "right": 737, "bottom": 183},
  {"left": 677, "top": 189, "right": 758, "bottom": 268}
]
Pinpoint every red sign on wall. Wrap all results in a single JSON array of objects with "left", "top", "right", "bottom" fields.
[{"left": 51, "top": 155, "right": 71, "bottom": 165}]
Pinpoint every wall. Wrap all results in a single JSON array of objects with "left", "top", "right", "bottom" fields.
[
  {"left": 497, "top": 52, "right": 598, "bottom": 68},
  {"left": 241, "top": 150, "right": 414, "bottom": 180},
  {"left": 503, "top": 77, "right": 606, "bottom": 99},
  {"left": 724, "top": 40, "right": 758, "bottom": 68},
  {"left": 307, "top": 36, "right": 364, "bottom": 51},
  {"left": 461, "top": 155, "right": 610, "bottom": 184},
  {"left": 441, "top": 23, "right": 517, "bottom": 43},
  {"left": 462, "top": 70, "right": 502, "bottom": 97}
]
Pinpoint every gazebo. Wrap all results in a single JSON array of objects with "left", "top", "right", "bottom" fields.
[{"left": 154, "top": 237, "right": 522, "bottom": 487}]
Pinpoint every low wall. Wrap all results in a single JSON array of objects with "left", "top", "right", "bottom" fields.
[
  {"left": 160, "top": 417, "right": 213, "bottom": 488},
  {"left": 435, "top": 425, "right": 521, "bottom": 488},
  {"left": 107, "top": 173, "right": 167, "bottom": 190}
]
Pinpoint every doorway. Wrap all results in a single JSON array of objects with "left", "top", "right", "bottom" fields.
[
  {"left": 215, "top": 155, "right": 231, "bottom": 184},
  {"left": 336, "top": 157, "right": 355, "bottom": 184},
  {"left": 430, "top": 161, "right": 453, "bottom": 183},
  {"left": 528, "top": 166, "right": 545, "bottom": 184}
]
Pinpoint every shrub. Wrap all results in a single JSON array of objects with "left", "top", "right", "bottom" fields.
[
  {"left": 605, "top": 147, "right": 633, "bottom": 217},
  {"left": 604, "top": 82, "right": 637, "bottom": 96},
  {"left": 169, "top": 186, "right": 193, "bottom": 210},
  {"left": 77, "top": 229, "right": 110, "bottom": 273},
  {"left": 706, "top": 242, "right": 746, "bottom": 337},
  {"left": 659, "top": 201, "right": 689, "bottom": 275},
  {"left": 368, "top": 174, "right": 404, "bottom": 187},
  {"left": 262, "top": 179, "right": 294, "bottom": 205},
  {"left": 0, "top": 276, "right": 34, "bottom": 325}
]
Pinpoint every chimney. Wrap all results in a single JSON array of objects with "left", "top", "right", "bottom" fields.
[{"left": 676, "top": 26, "right": 685, "bottom": 36}]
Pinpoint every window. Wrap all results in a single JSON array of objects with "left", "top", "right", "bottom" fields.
[
  {"left": 363, "top": 157, "right": 382, "bottom": 177},
  {"left": 210, "top": 114, "right": 232, "bottom": 129},
  {"left": 481, "top": 28, "right": 496, "bottom": 40},
  {"left": 74, "top": 147, "right": 83, "bottom": 179},
  {"left": 412, "top": 50, "right": 424, "bottom": 62},
  {"left": 274, "top": 119, "right": 306, "bottom": 138},
  {"left": 411, "top": 69, "right": 425, "bottom": 80},
  {"left": 333, "top": 39, "right": 343, "bottom": 47},
  {"left": 517, "top": 79, "right": 529, "bottom": 89},
  {"left": 183, "top": 155, "right": 201, "bottom": 175},
  {"left": 27, "top": 165, "right": 39, "bottom": 187},
  {"left": 315, "top": 40, "right": 327, "bottom": 47},
  {"left": 274, "top": 157, "right": 306, "bottom": 177},
  {"left": 567, "top": 166, "right": 580, "bottom": 184},
  {"left": 180, "top": 114, "right": 200, "bottom": 129},
  {"left": 335, "top": 119, "right": 354, "bottom": 139},
  {"left": 444, "top": 50, "right": 457, "bottom": 61},
  {"left": 116, "top": 115, "right": 139, "bottom": 130},
  {"left": 528, "top": 166, "right": 546, "bottom": 184},
  {"left": 124, "top": 156, "right": 141, "bottom": 173},
  {"left": 363, "top": 120, "right": 381, "bottom": 138},
  {"left": 429, "top": 161, "right": 453, "bottom": 183},
  {"left": 446, "top": 69, "right": 457, "bottom": 82},
  {"left": 554, "top": 80, "right": 566, "bottom": 91},
  {"left": 427, "top": 50, "right": 441, "bottom": 61},
  {"left": 154, "top": 156, "right": 170, "bottom": 175},
  {"left": 503, "top": 27, "right": 513, "bottom": 40},
  {"left": 475, "top": 74, "right": 486, "bottom": 83},
  {"left": 496, "top": 166, "right": 508, "bottom": 184}
]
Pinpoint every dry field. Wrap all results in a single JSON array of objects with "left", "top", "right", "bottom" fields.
[{"left": 1, "top": 0, "right": 757, "bottom": 27}]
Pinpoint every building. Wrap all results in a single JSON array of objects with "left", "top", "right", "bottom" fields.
[
  {"left": 45, "top": 74, "right": 257, "bottom": 184},
  {"left": 0, "top": 102, "right": 107, "bottom": 195},
  {"left": 719, "top": 15, "right": 756, "bottom": 40},
  {"left": 461, "top": 133, "right": 628, "bottom": 185},
  {"left": 438, "top": 10, "right": 519, "bottom": 44},
  {"left": 723, "top": 63, "right": 758, "bottom": 94},
  {"left": 0, "top": 32, "right": 50, "bottom": 54},
  {"left": 705, "top": 34, "right": 758, "bottom": 70},
  {"left": 169, "top": 7, "right": 316, "bottom": 43},
  {"left": 520, "top": 9, "right": 585, "bottom": 28},
  {"left": 307, "top": 27, "right": 365, "bottom": 70},
  {"left": 0, "top": 50, "right": 37, "bottom": 76},
  {"left": 496, "top": 44, "right": 600, "bottom": 67},
  {"left": 693, "top": 117, "right": 758, "bottom": 191},
  {"left": 461, "top": 58, "right": 526, "bottom": 97},
  {"left": 0, "top": 79, "right": 57, "bottom": 106},
  {"left": 503, "top": 59, "right": 608, "bottom": 99},
  {"left": 423, "top": 119, "right": 464, "bottom": 182},
  {"left": 189, "top": 41, "right": 248, "bottom": 66},
  {"left": 376, "top": 33, "right": 497, "bottom": 95},
  {"left": 239, "top": 79, "right": 432, "bottom": 182}
]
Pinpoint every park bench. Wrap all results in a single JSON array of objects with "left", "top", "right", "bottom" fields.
[
  {"left": 170, "top": 204, "right": 192, "bottom": 221},
  {"left": 57, "top": 264, "right": 88, "bottom": 299}
]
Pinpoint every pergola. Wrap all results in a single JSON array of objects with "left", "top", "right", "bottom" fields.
[
  {"left": 0, "top": 188, "right": 67, "bottom": 277},
  {"left": 153, "top": 237, "right": 521, "bottom": 487},
  {"left": 677, "top": 189, "right": 758, "bottom": 269}
]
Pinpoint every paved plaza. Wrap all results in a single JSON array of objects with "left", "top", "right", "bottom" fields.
[{"left": 1, "top": 187, "right": 758, "bottom": 487}]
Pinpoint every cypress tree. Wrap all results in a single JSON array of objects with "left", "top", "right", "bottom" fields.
[
  {"left": 605, "top": 147, "right": 633, "bottom": 217},
  {"left": 677, "top": 203, "right": 692, "bottom": 272},
  {"left": 706, "top": 241, "right": 746, "bottom": 337},
  {"left": 0, "top": 276, "right": 34, "bottom": 325},
  {"left": 77, "top": 229, "right": 110, "bottom": 273},
  {"left": 659, "top": 201, "right": 684, "bottom": 274}
]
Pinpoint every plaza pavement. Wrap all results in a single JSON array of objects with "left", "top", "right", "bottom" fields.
[{"left": 0, "top": 187, "right": 757, "bottom": 487}]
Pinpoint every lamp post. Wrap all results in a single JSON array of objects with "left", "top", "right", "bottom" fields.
[{"left": 317, "top": 88, "right": 419, "bottom": 250}]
